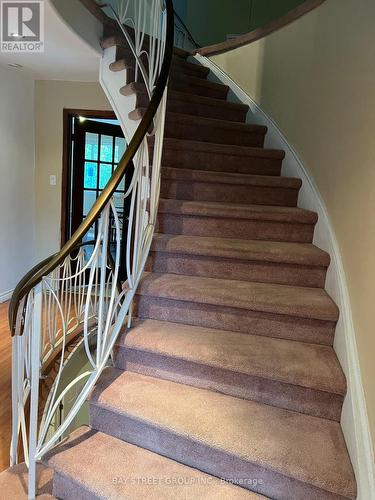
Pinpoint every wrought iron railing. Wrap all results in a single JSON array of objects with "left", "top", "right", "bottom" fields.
[{"left": 9, "top": 1, "right": 174, "bottom": 498}]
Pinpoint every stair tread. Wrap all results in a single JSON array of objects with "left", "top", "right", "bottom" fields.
[
  {"left": 117, "top": 319, "right": 345, "bottom": 394},
  {"left": 151, "top": 233, "right": 330, "bottom": 267},
  {"left": 0, "top": 464, "right": 53, "bottom": 499},
  {"left": 172, "top": 58, "right": 210, "bottom": 76},
  {"left": 46, "top": 427, "right": 262, "bottom": 499},
  {"left": 161, "top": 167, "right": 301, "bottom": 189},
  {"left": 171, "top": 73, "right": 229, "bottom": 92},
  {"left": 162, "top": 137, "right": 285, "bottom": 159},
  {"left": 90, "top": 370, "right": 356, "bottom": 499},
  {"left": 138, "top": 273, "right": 339, "bottom": 321},
  {"left": 158, "top": 199, "right": 318, "bottom": 224},
  {"left": 166, "top": 111, "right": 267, "bottom": 134},
  {"left": 167, "top": 89, "right": 249, "bottom": 111}
]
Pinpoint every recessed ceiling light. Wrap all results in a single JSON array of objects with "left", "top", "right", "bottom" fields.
[{"left": 7, "top": 63, "right": 23, "bottom": 69}]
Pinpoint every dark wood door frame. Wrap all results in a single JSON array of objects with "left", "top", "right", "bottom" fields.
[{"left": 61, "top": 108, "right": 117, "bottom": 248}]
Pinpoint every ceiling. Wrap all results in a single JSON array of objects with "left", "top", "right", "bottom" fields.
[{"left": 0, "top": 1, "right": 101, "bottom": 81}]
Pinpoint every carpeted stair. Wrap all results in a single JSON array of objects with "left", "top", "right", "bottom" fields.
[{"left": 44, "top": 39, "right": 357, "bottom": 499}]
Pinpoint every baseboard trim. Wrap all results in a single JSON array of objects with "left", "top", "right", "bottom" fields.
[
  {"left": 194, "top": 53, "right": 375, "bottom": 500},
  {"left": 0, "top": 289, "right": 13, "bottom": 303}
]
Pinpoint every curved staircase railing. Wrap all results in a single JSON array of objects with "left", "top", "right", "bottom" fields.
[{"left": 9, "top": 1, "right": 174, "bottom": 498}]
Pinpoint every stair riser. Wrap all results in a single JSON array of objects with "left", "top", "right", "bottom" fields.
[
  {"left": 165, "top": 120, "right": 265, "bottom": 147},
  {"left": 134, "top": 296, "right": 335, "bottom": 345},
  {"left": 172, "top": 62, "right": 210, "bottom": 79},
  {"left": 89, "top": 404, "right": 344, "bottom": 500},
  {"left": 161, "top": 147, "right": 282, "bottom": 176},
  {"left": 115, "top": 348, "right": 343, "bottom": 420},
  {"left": 156, "top": 213, "right": 315, "bottom": 243},
  {"left": 146, "top": 253, "right": 327, "bottom": 287},
  {"left": 167, "top": 99, "right": 247, "bottom": 122},
  {"left": 52, "top": 473, "right": 96, "bottom": 500},
  {"left": 160, "top": 179, "right": 299, "bottom": 207},
  {"left": 173, "top": 47, "right": 190, "bottom": 59},
  {"left": 169, "top": 79, "right": 228, "bottom": 99}
]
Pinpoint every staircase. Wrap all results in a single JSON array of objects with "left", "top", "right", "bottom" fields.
[{"left": 43, "top": 39, "right": 356, "bottom": 499}]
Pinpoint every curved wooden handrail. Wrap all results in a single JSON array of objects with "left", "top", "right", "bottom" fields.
[
  {"left": 9, "top": 0, "right": 174, "bottom": 335},
  {"left": 196, "top": 0, "right": 326, "bottom": 57}
]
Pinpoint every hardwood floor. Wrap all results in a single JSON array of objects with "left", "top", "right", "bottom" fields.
[{"left": 0, "top": 301, "right": 11, "bottom": 472}]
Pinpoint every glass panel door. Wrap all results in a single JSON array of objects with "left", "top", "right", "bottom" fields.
[{"left": 69, "top": 117, "right": 129, "bottom": 279}]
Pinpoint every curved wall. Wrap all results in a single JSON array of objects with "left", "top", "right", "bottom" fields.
[
  {"left": 50, "top": 0, "right": 103, "bottom": 53},
  {"left": 209, "top": 0, "right": 375, "bottom": 495}
]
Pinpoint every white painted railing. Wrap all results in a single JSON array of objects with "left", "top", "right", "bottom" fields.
[{"left": 9, "top": 1, "right": 173, "bottom": 498}]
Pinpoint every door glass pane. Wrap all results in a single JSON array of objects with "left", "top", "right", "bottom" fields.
[
  {"left": 83, "top": 223, "right": 96, "bottom": 242},
  {"left": 100, "top": 135, "right": 113, "bottom": 162},
  {"left": 114, "top": 137, "right": 126, "bottom": 163},
  {"left": 84, "top": 162, "right": 97, "bottom": 189},
  {"left": 85, "top": 133, "right": 99, "bottom": 160},
  {"left": 117, "top": 172, "right": 125, "bottom": 191},
  {"left": 113, "top": 192, "right": 125, "bottom": 232},
  {"left": 83, "top": 221, "right": 96, "bottom": 261},
  {"left": 99, "top": 163, "right": 112, "bottom": 189},
  {"left": 113, "top": 192, "right": 124, "bottom": 210},
  {"left": 83, "top": 190, "right": 97, "bottom": 216}
]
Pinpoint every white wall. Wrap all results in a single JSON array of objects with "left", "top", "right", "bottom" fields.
[
  {"left": 0, "top": 66, "right": 36, "bottom": 301},
  {"left": 34, "top": 80, "right": 111, "bottom": 260}
]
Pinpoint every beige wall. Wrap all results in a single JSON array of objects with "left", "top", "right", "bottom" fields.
[
  {"left": 0, "top": 67, "right": 35, "bottom": 299},
  {"left": 34, "top": 80, "right": 111, "bottom": 260},
  {"left": 212, "top": 0, "right": 375, "bottom": 449}
]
